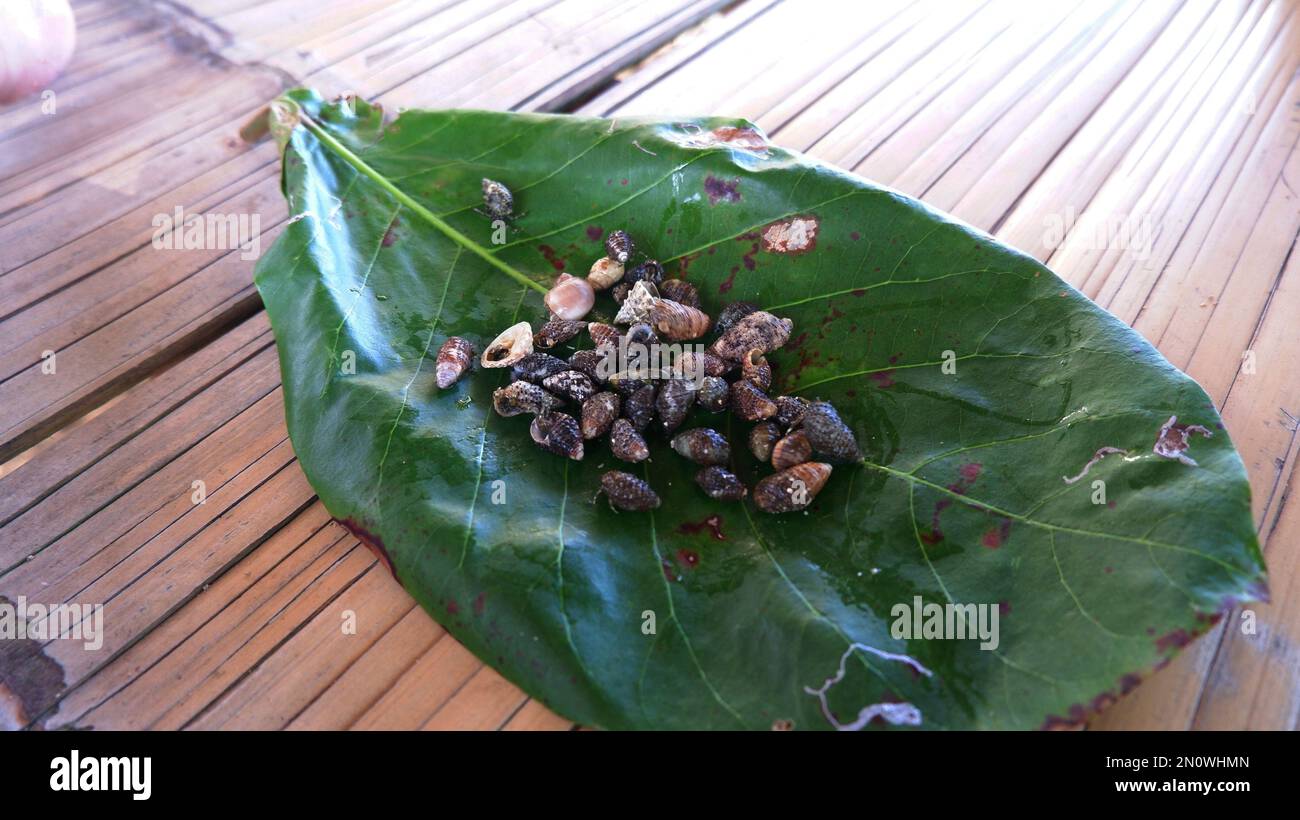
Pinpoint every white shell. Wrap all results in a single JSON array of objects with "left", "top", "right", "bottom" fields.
[
  {"left": 545, "top": 273, "right": 596, "bottom": 321},
  {"left": 481, "top": 321, "right": 533, "bottom": 368},
  {"left": 614, "top": 280, "right": 659, "bottom": 325},
  {"left": 587, "top": 257, "right": 624, "bottom": 290}
]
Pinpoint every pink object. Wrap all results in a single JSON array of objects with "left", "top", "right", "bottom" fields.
[{"left": 0, "top": 0, "right": 77, "bottom": 105}]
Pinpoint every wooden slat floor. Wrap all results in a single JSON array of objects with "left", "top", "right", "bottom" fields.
[{"left": 0, "top": 0, "right": 1296, "bottom": 730}]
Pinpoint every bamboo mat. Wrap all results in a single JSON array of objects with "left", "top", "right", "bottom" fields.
[{"left": 1, "top": 0, "right": 1296, "bottom": 730}]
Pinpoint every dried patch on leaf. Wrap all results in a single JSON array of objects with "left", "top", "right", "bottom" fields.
[
  {"left": 761, "top": 216, "right": 819, "bottom": 254},
  {"left": 1153, "top": 415, "right": 1212, "bottom": 466}
]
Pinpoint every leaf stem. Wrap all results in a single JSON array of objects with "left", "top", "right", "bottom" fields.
[{"left": 295, "top": 109, "right": 549, "bottom": 295}]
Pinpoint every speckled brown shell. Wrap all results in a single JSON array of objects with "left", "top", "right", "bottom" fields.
[
  {"left": 600, "top": 470, "right": 660, "bottom": 511},
  {"left": 697, "top": 375, "right": 729, "bottom": 412},
  {"left": 624, "top": 259, "right": 664, "bottom": 287},
  {"left": 650, "top": 298, "right": 711, "bottom": 341},
  {"left": 802, "top": 400, "right": 863, "bottom": 463},
  {"left": 658, "top": 278, "right": 701, "bottom": 309},
  {"left": 611, "top": 281, "right": 632, "bottom": 305},
  {"left": 753, "top": 463, "right": 832, "bottom": 513},
  {"left": 509, "top": 352, "right": 570, "bottom": 384},
  {"left": 482, "top": 322, "right": 533, "bottom": 368},
  {"left": 741, "top": 349, "right": 772, "bottom": 391},
  {"left": 542, "top": 370, "right": 595, "bottom": 403},
  {"left": 534, "top": 318, "right": 587, "bottom": 349},
  {"left": 492, "top": 380, "right": 564, "bottom": 417},
  {"left": 709, "top": 311, "right": 794, "bottom": 361},
  {"left": 676, "top": 350, "right": 729, "bottom": 380},
  {"left": 730, "top": 379, "right": 777, "bottom": 421},
  {"left": 530, "top": 412, "right": 584, "bottom": 460},
  {"left": 774, "top": 395, "right": 809, "bottom": 428},
  {"left": 655, "top": 377, "right": 696, "bottom": 433},
  {"left": 567, "top": 348, "right": 606, "bottom": 382},
  {"left": 435, "top": 336, "right": 474, "bottom": 389},
  {"left": 608, "top": 418, "right": 649, "bottom": 462},
  {"left": 624, "top": 383, "right": 657, "bottom": 432},
  {"left": 771, "top": 430, "right": 812, "bottom": 471},
  {"left": 670, "top": 428, "right": 730, "bottom": 465},
  {"left": 695, "top": 466, "right": 747, "bottom": 501},
  {"left": 749, "top": 421, "right": 781, "bottom": 462},
  {"left": 580, "top": 391, "right": 620, "bottom": 439},
  {"left": 481, "top": 178, "right": 513, "bottom": 220}
]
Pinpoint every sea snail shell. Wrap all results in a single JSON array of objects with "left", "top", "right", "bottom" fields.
[
  {"left": 545, "top": 273, "right": 595, "bottom": 321},
  {"left": 482, "top": 322, "right": 533, "bottom": 368}
]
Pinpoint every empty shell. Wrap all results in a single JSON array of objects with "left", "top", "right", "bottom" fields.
[
  {"left": 482, "top": 322, "right": 533, "bottom": 368},
  {"left": 741, "top": 349, "right": 772, "bottom": 391},
  {"left": 614, "top": 280, "right": 659, "bottom": 325}
]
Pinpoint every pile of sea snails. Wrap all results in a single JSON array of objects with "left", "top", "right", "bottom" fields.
[{"left": 433, "top": 180, "right": 862, "bottom": 514}]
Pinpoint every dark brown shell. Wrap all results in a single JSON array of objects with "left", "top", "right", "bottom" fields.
[
  {"left": 695, "top": 466, "right": 747, "bottom": 501},
  {"left": 709, "top": 310, "right": 794, "bottom": 361},
  {"left": 774, "top": 395, "right": 809, "bottom": 428},
  {"left": 624, "top": 383, "right": 657, "bottom": 432},
  {"left": 534, "top": 319, "right": 587, "bottom": 349},
  {"left": 530, "top": 412, "right": 584, "bottom": 460},
  {"left": 802, "top": 401, "right": 863, "bottom": 463},
  {"left": 697, "top": 375, "right": 729, "bottom": 412},
  {"left": 604, "top": 229, "right": 634, "bottom": 264},
  {"left": 730, "top": 379, "right": 777, "bottom": 421},
  {"left": 741, "top": 349, "right": 772, "bottom": 391},
  {"left": 567, "top": 348, "right": 606, "bottom": 382},
  {"left": 435, "top": 336, "right": 474, "bottom": 389},
  {"left": 492, "top": 381, "right": 564, "bottom": 417},
  {"left": 580, "top": 391, "right": 620, "bottom": 439},
  {"left": 608, "top": 418, "right": 649, "bottom": 462},
  {"left": 608, "top": 373, "right": 651, "bottom": 398},
  {"left": 771, "top": 430, "right": 812, "bottom": 471},
  {"left": 624, "top": 259, "right": 664, "bottom": 287},
  {"left": 658, "top": 278, "right": 701, "bottom": 309},
  {"left": 650, "top": 299, "right": 711, "bottom": 341},
  {"left": 670, "top": 428, "right": 730, "bottom": 466},
  {"left": 753, "top": 463, "right": 832, "bottom": 513},
  {"left": 611, "top": 281, "right": 632, "bottom": 305},
  {"left": 655, "top": 378, "right": 696, "bottom": 433},
  {"left": 749, "top": 421, "right": 781, "bottom": 462},
  {"left": 510, "top": 352, "right": 569, "bottom": 384},
  {"left": 542, "top": 370, "right": 595, "bottom": 403},
  {"left": 714, "top": 301, "right": 759, "bottom": 338},
  {"left": 600, "top": 470, "right": 660, "bottom": 511}
]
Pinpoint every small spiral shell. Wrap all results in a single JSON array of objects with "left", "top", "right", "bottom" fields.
[
  {"left": 771, "top": 430, "right": 812, "bottom": 471},
  {"left": 588, "top": 257, "right": 625, "bottom": 290},
  {"left": 709, "top": 310, "right": 793, "bottom": 361},
  {"left": 650, "top": 298, "right": 711, "bottom": 341},
  {"left": 658, "top": 278, "right": 701, "bottom": 309},
  {"left": 670, "top": 428, "right": 730, "bottom": 466},
  {"left": 600, "top": 470, "right": 660, "bottom": 511},
  {"left": 695, "top": 466, "right": 747, "bottom": 501},
  {"left": 545, "top": 273, "right": 596, "bottom": 321},
  {"left": 435, "top": 336, "right": 474, "bottom": 388},
  {"left": 581, "top": 392, "right": 620, "bottom": 439},
  {"left": 741, "top": 348, "right": 772, "bottom": 391},
  {"left": 730, "top": 379, "right": 777, "bottom": 421},
  {"left": 609, "top": 418, "right": 650, "bottom": 463},
  {"left": 753, "top": 463, "right": 832, "bottom": 513}
]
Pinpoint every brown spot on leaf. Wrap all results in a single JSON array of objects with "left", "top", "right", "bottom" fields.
[{"left": 1153, "top": 415, "right": 1213, "bottom": 466}]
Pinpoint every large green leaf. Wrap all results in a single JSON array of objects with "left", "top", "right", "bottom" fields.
[{"left": 253, "top": 89, "right": 1266, "bottom": 730}]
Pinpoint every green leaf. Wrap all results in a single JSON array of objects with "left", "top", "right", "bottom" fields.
[{"left": 254, "top": 89, "right": 1266, "bottom": 730}]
